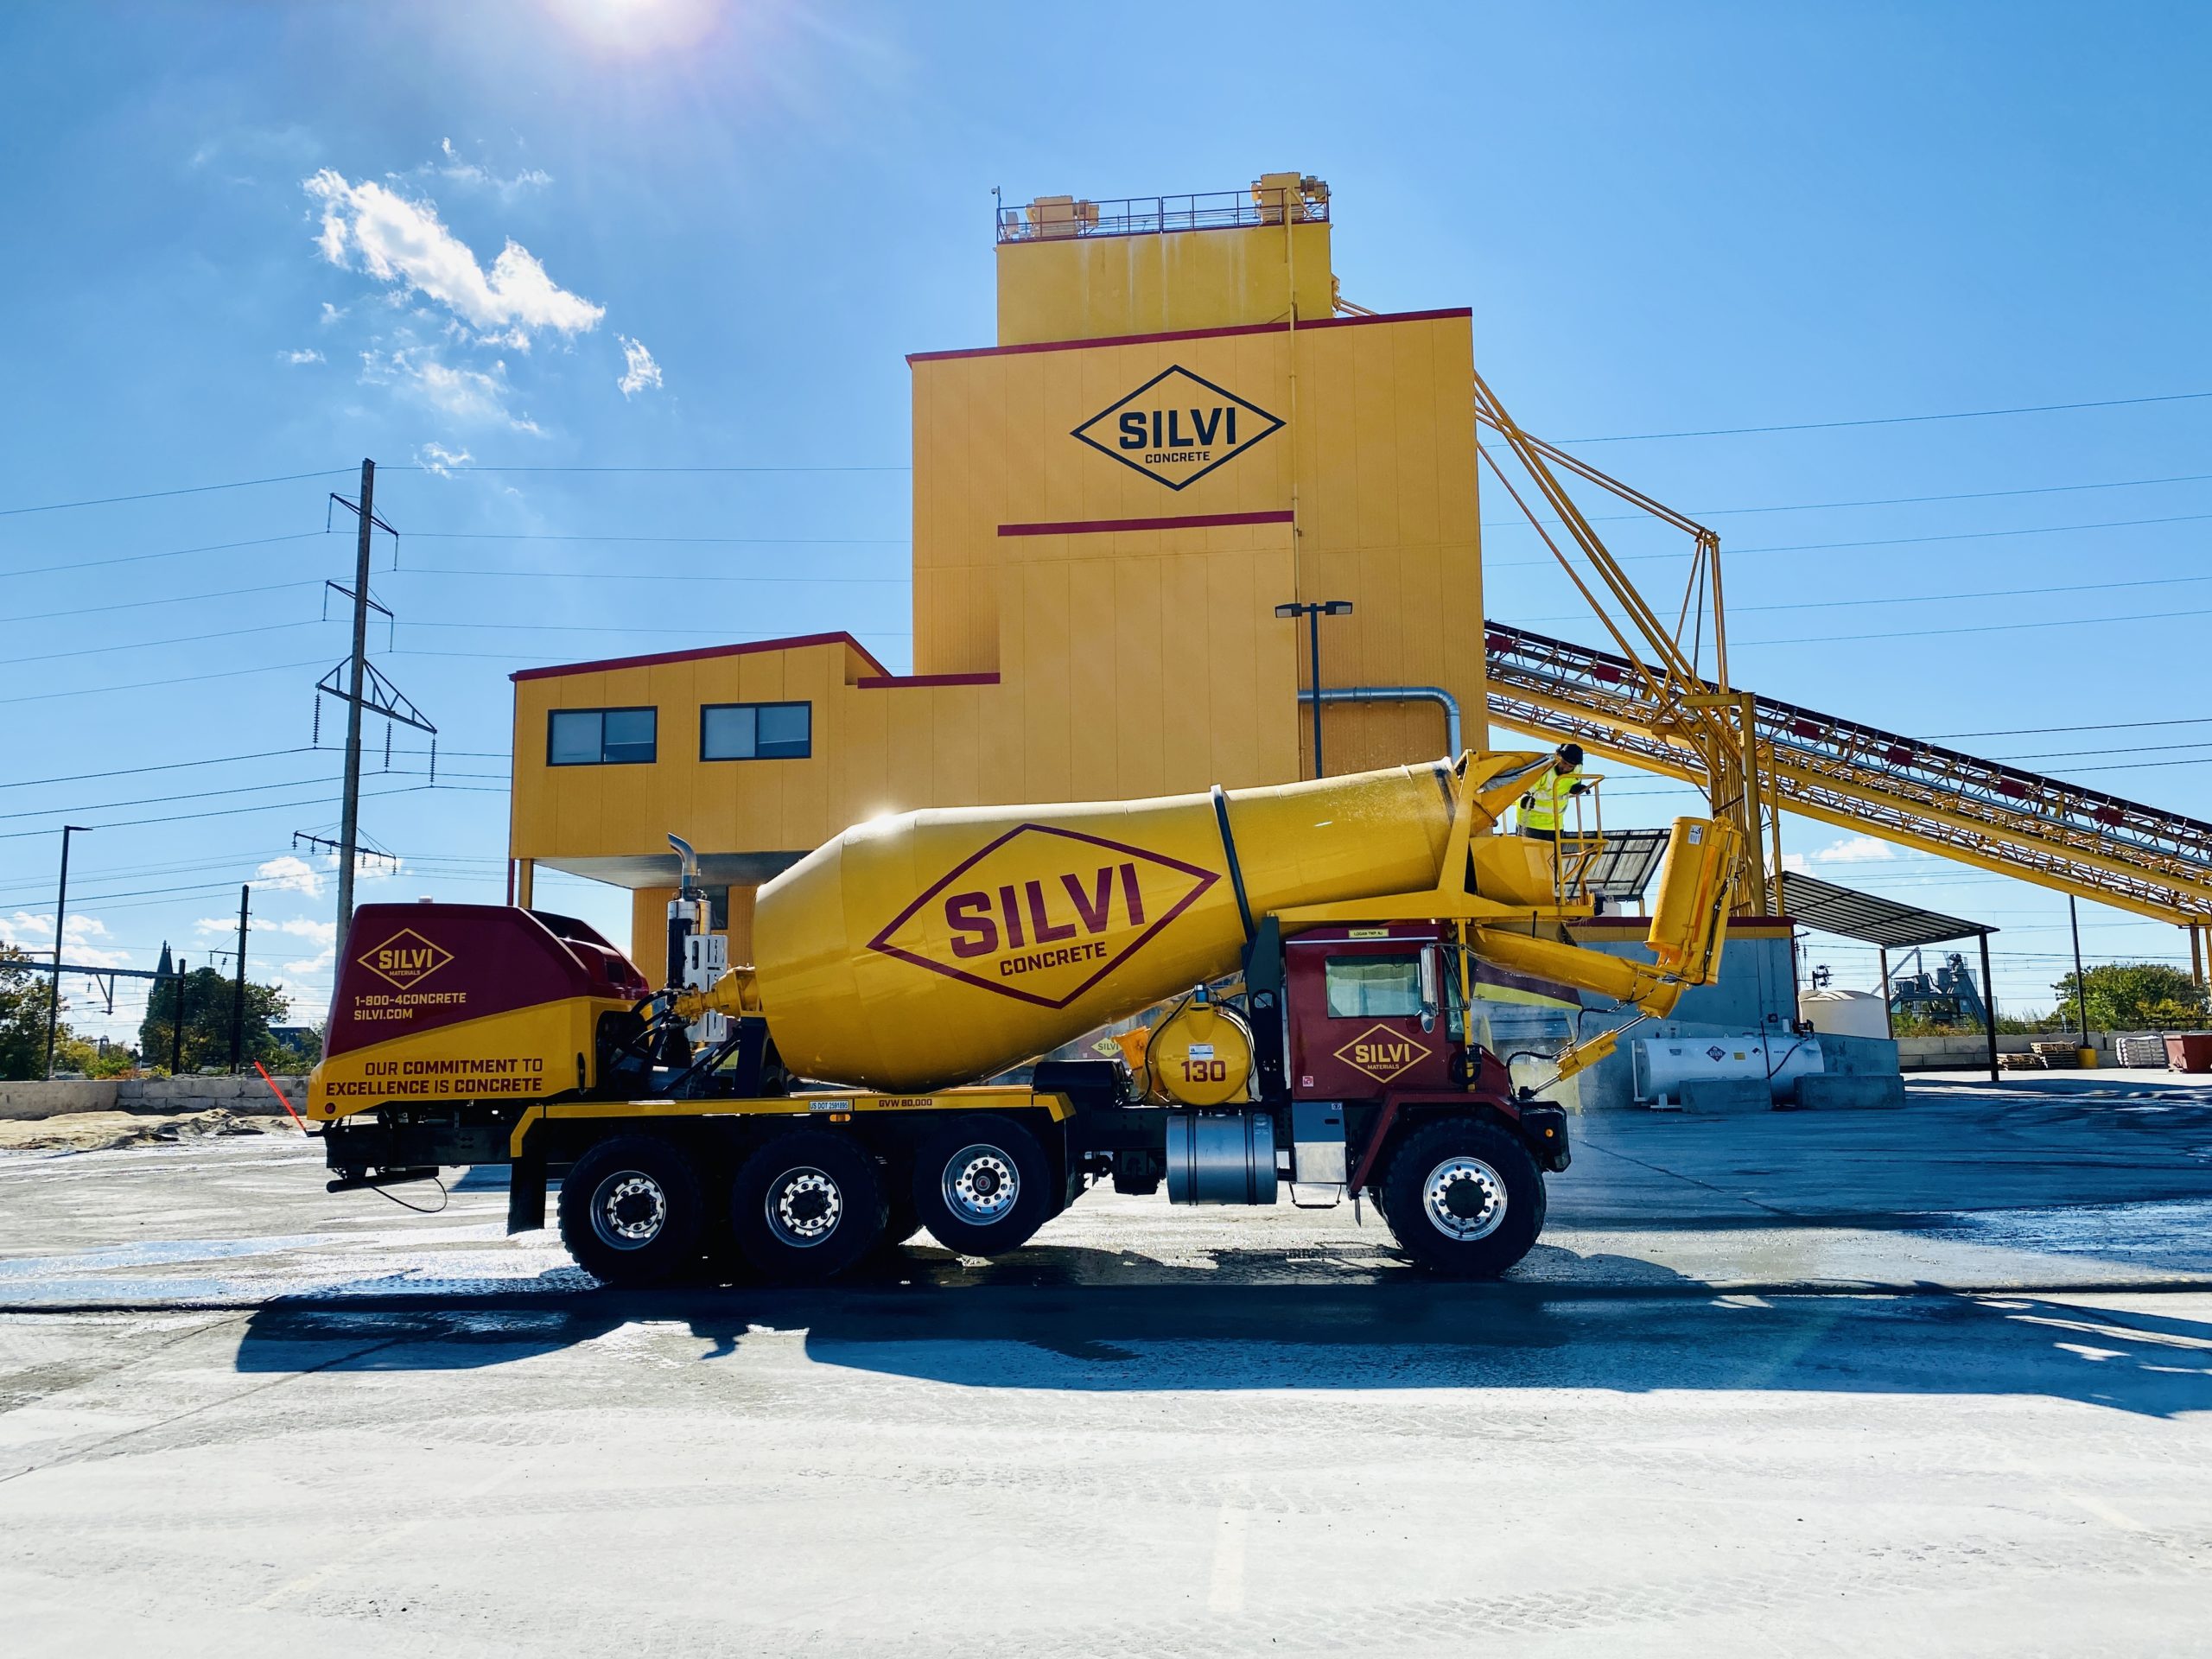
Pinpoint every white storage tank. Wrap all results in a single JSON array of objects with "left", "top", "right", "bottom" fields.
[
  {"left": 1633, "top": 1033, "right": 1825, "bottom": 1106},
  {"left": 1798, "top": 988, "right": 1891, "bottom": 1040}
]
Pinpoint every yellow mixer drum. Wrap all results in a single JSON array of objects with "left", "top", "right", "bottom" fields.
[{"left": 1147, "top": 1001, "right": 1255, "bottom": 1107}]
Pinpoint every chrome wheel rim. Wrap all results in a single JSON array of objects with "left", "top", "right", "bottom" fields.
[
  {"left": 941, "top": 1145, "right": 1019, "bottom": 1224},
  {"left": 1421, "top": 1155, "right": 1505, "bottom": 1242},
  {"left": 591, "top": 1172, "right": 667, "bottom": 1250},
  {"left": 766, "top": 1166, "right": 842, "bottom": 1249}
]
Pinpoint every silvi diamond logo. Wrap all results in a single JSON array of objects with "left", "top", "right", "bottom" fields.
[
  {"left": 1333, "top": 1023, "right": 1433, "bottom": 1085},
  {"left": 358, "top": 928, "right": 454, "bottom": 991},
  {"left": 868, "top": 823, "right": 1218, "bottom": 1009},
  {"left": 1071, "top": 365, "right": 1284, "bottom": 492}
]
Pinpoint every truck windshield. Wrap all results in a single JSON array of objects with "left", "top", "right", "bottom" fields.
[{"left": 1325, "top": 956, "right": 1421, "bottom": 1018}]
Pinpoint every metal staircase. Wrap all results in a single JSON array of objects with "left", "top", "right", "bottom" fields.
[{"left": 1484, "top": 618, "right": 2212, "bottom": 926}]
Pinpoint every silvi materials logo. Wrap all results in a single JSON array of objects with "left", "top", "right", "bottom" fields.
[
  {"left": 1071, "top": 365, "right": 1284, "bottom": 491},
  {"left": 358, "top": 928, "right": 454, "bottom": 991},
  {"left": 1333, "top": 1023, "right": 1433, "bottom": 1084},
  {"left": 867, "top": 823, "right": 1217, "bottom": 1009}
]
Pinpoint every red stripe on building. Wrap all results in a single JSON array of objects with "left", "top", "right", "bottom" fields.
[
  {"left": 998, "top": 510, "right": 1294, "bottom": 537},
  {"left": 907, "top": 307, "right": 1472, "bottom": 365},
  {"left": 856, "top": 671, "right": 1002, "bottom": 690}
]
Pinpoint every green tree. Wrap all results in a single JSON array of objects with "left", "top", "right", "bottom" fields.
[
  {"left": 2049, "top": 962, "right": 2209, "bottom": 1032},
  {"left": 52, "top": 1032, "right": 136, "bottom": 1078},
  {"left": 0, "top": 947, "right": 54, "bottom": 1080},
  {"left": 137, "top": 965, "right": 295, "bottom": 1073}
]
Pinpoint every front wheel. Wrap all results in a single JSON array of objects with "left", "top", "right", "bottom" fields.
[
  {"left": 1378, "top": 1116, "right": 1543, "bottom": 1279},
  {"left": 557, "top": 1135, "right": 707, "bottom": 1287},
  {"left": 730, "top": 1129, "right": 884, "bottom": 1283},
  {"left": 912, "top": 1115, "right": 1051, "bottom": 1256}
]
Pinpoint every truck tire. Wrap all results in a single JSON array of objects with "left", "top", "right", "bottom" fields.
[
  {"left": 557, "top": 1135, "right": 708, "bottom": 1287},
  {"left": 912, "top": 1115, "right": 1050, "bottom": 1257},
  {"left": 878, "top": 1184, "right": 925, "bottom": 1252},
  {"left": 1377, "top": 1116, "right": 1543, "bottom": 1279},
  {"left": 731, "top": 1129, "right": 885, "bottom": 1282}
]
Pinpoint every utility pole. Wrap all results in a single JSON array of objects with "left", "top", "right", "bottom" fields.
[
  {"left": 43, "top": 824, "right": 89, "bottom": 1078},
  {"left": 171, "top": 956, "right": 187, "bottom": 1076},
  {"left": 1275, "top": 600, "right": 1353, "bottom": 779},
  {"left": 2069, "top": 893, "right": 2092, "bottom": 1056},
  {"left": 229, "top": 884, "right": 250, "bottom": 1074},
  {"left": 315, "top": 463, "right": 430, "bottom": 963},
  {"left": 335, "top": 457, "right": 375, "bottom": 962}
]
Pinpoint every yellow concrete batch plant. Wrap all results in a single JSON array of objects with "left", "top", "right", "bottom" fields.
[{"left": 509, "top": 175, "right": 1484, "bottom": 960}]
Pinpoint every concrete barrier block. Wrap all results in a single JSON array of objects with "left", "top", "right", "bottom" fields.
[
  {"left": 1794, "top": 1073, "right": 1908, "bottom": 1111},
  {"left": 1678, "top": 1078, "right": 1773, "bottom": 1114},
  {"left": 0, "top": 1080, "right": 121, "bottom": 1120}
]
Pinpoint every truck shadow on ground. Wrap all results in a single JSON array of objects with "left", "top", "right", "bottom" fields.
[{"left": 231, "top": 1241, "right": 2212, "bottom": 1419}]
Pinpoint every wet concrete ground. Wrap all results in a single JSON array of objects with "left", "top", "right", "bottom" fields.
[{"left": 3, "top": 1075, "right": 2209, "bottom": 1654}]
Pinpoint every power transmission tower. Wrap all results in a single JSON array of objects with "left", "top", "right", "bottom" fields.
[{"left": 320, "top": 461, "right": 434, "bottom": 962}]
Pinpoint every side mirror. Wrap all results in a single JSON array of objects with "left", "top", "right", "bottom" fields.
[{"left": 1418, "top": 944, "right": 1440, "bottom": 1034}]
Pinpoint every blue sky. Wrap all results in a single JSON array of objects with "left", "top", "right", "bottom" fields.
[{"left": 3, "top": 0, "right": 2209, "bottom": 1044}]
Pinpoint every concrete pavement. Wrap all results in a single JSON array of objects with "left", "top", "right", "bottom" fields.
[{"left": 2, "top": 1076, "right": 2209, "bottom": 1654}]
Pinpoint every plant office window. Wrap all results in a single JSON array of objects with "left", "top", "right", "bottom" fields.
[
  {"left": 701, "top": 701, "right": 811, "bottom": 761},
  {"left": 548, "top": 707, "right": 658, "bottom": 766}
]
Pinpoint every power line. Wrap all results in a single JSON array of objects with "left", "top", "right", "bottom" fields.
[
  {"left": 0, "top": 658, "right": 333, "bottom": 707},
  {"left": 1737, "top": 601, "right": 2212, "bottom": 651},
  {"left": 0, "top": 530, "right": 332, "bottom": 581},
  {"left": 409, "top": 531, "right": 906, "bottom": 546},
  {"left": 1488, "top": 508, "right": 2212, "bottom": 570},
  {"left": 0, "top": 743, "right": 507, "bottom": 792},
  {"left": 11, "top": 578, "right": 318, "bottom": 626},
  {"left": 0, "top": 782, "right": 474, "bottom": 842},
  {"left": 0, "top": 618, "right": 323, "bottom": 668},
  {"left": 1478, "top": 469, "right": 2212, "bottom": 531},
  {"left": 403, "top": 463, "right": 910, "bottom": 475},
  {"left": 0, "top": 766, "right": 505, "bottom": 823},
  {"left": 1560, "top": 389, "right": 2212, "bottom": 445},
  {"left": 405, "top": 566, "right": 903, "bottom": 586},
  {"left": 0, "top": 468, "right": 353, "bottom": 518},
  {"left": 1931, "top": 715, "right": 2212, "bottom": 740}
]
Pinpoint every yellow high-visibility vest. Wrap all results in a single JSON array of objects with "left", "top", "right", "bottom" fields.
[{"left": 1518, "top": 767, "right": 1580, "bottom": 833}]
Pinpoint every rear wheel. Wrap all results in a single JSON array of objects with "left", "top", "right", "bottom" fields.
[
  {"left": 912, "top": 1115, "right": 1051, "bottom": 1256},
  {"left": 731, "top": 1129, "right": 884, "bottom": 1282},
  {"left": 1378, "top": 1116, "right": 1542, "bottom": 1279},
  {"left": 557, "top": 1135, "right": 707, "bottom": 1287}
]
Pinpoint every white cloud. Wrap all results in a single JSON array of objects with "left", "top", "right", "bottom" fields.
[
  {"left": 416, "top": 442, "right": 474, "bottom": 477},
  {"left": 283, "top": 947, "right": 337, "bottom": 979},
  {"left": 303, "top": 168, "right": 604, "bottom": 342},
  {"left": 617, "top": 334, "right": 664, "bottom": 398},
  {"left": 280, "top": 347, "right": 325, "bottom": 365},
  {"left": 2, "top": 912, "right": 129, "bottom": 969},
  {"left": 319, "top": 301, "right": 347, "bottom": 327},
  {"left": 407, "top": 138, "right": 553, "bottom": 203},
  {"left": 196, "top": 915, "right": 335, "bottom": 948},
  {"left": 361, "top": 347, "right": 540, "bottom": 432},
  {"left": 253, "top": 855, "right": 321, "bottom": 898},
  {"left": 1781, "top": 851, "right": 1809, "bottom": 874},
  {"left": 1812, "top": 836, "right": 1897, "bottom": 865}
]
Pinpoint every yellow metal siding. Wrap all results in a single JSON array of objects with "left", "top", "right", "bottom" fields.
[
  {"left": 515, "top": 289, "right": 1485, "bottom": 976},
  {"left": 995, "top": 222, "right": 1334, "bottom": 346}
]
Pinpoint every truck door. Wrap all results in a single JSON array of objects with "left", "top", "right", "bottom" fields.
[{"left": 1287, "top": 935, "right": 1454, "bottom": 1099}]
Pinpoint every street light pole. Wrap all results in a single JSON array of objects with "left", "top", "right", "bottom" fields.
[
  {"left": 1274, "top": 600, "right": 1353, "bottom": 779},
  {"left": 2069, "top": 893, "right": 2091, "bottom": 1057},
  {"left": 43, "top": 824, "right": 90, "bottom": 1078}
]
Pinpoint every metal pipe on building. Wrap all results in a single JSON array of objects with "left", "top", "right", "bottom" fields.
[{"left": 1297, "top": 685, "right": 1463, "bottom": 757}]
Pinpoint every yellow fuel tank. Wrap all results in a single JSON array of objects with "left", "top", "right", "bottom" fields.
[{"left": 752, "top": 763, "right": 1458, "bottom": 1092}]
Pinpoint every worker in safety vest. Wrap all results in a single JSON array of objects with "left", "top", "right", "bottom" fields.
[{"left": 1517, "top": 743, "right": 1587, "bottom": 841}]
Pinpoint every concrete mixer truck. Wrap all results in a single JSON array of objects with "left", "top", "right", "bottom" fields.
[{"left": 308, "top": 750, "right": 1739, "bottom": 1283}]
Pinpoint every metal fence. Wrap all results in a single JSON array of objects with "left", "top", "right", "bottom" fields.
[{"left": 995, "top": 188, "right": 1328, "bottom": 244}]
